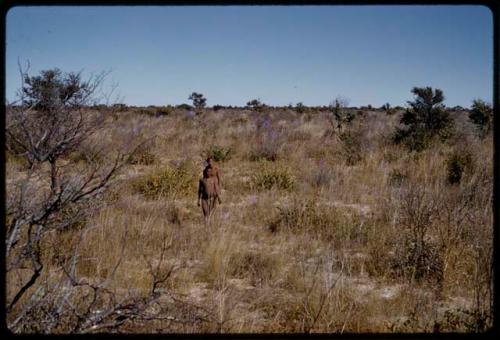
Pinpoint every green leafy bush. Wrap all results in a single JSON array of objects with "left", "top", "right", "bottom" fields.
[
  {"left": 202, "top": 145, "right": 232, "bottom": 162},
  {"left": 446, "top": 151, "right": 474, "bottom": 185},
  {"left": 338, "top": 130, "right": 363, "bottom": 165},
  {"left": 252, "top": 161, "right": 295, "bottom": 191},
  {"left": 469, "top": 99, "right": 493, "bottom": 137},
  {"left": 133, "top": 162, "right": 196, "bottom": 199},
  {"left": 393, "top": 87, "right": 453, "bottom": 151}
]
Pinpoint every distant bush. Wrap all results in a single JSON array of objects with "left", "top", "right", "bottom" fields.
[
  {"left": 177, "top": 103, "right": 193, "bottom": 110},
  {"left": 133, "top": 162, "right": 196, "bottom": 199},
  {"left": 295, "top": 102, "right": 307, "bottom": 114},
  {"left": 381, "top": 103, "right": 396, "bottom": 115},
  {"left": 252, "top": 161, "right": 295, "bottom": 191},
  {"left": 328, "top": 97, "right": 355, "bottom": 134},
  {"left": 212, "top": 104, "right": 224, "bottom": 111},
  {"left": 246, "top": 99, "right": 266, "bottom": 112},
  {"left": 112, "top": 103, "right": 128, "bottom": 112},
  {"left": 188, "top": 92, "right": 207, "bottom": 113},
  {"left": 469, "top": 99, "right": 493, "bottom": 138},
  {"left": 446, "top": 150, "right": 474, "bottom": 185},
  {"left": 202, "top": 145, "right": 232, "bottom": 162},
  {"left": 338, "top": 130, "right": 363, "bottom": 166},
  {"left": 154, "top": 106, "right": 172, "bottom": 116},
  {"left": 393, "top": 87, "right": 453, "bottom": 151}
]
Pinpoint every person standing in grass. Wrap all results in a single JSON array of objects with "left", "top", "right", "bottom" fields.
[
  {"left": 203, "top": 157, "right": 222, "bottom": 189},
  {"left": 198, "top": 167, "right": 222, "bottom": 225}
]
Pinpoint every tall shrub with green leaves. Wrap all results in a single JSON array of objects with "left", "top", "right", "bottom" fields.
[
  {"left": 469, "top": 99, "right": 493, "bottom": 138},
  {"left": 393, "top": 87, "right": 453, "bottom": 151},
  {"left": 328, "top": 97, "right": 355, "bottom": 134}
]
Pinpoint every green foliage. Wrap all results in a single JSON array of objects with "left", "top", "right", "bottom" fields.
[
  {"left": 177, "top": 103, "right": 193, "bottom": 110},
  {"left": 202, "top": 145, "right": 232, "bottom": 162},
  {"left": 246, "top": 99, "right": 266, "bottom": 112},
  {"left": 338, "top": 130, "right": 363, "bottom": 165},
  {"left": 133, "top": 162, "right": 196, "bottom": 200},
  {"left": 469, "top": 99, "right": 493, "bottom": 137},
  {"left": 381, "top": 102, "right": 396, "bottom": 115},
  {"left": 328, "top": 98, "right": 355, "bottom": 133},
  {"left": 21, "top": 68, "right": 93, "bottom": 112},
  {"left": 188, "top": 92, "right": 207, "bottom": 111},
  {"left": 295, "top": 102, "right": 307, "bottom": 114},
  {"left": 393, "top": 87, "right": 453, "bottom": 151},
  {"left": 446, "top": 150, "right": 474, "bottom": 185},
  {"left": 252, "top": 161, "right": 295, "bottom": 191}
]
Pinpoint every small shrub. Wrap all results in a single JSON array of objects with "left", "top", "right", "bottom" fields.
[
  {"left": 446, "top": 151, "right": 473, "bottom": 185},
  {"left": 338, "top": 130, "right": 363, "bottom": 165},
  {"left": 252, "top": 161, "right": 295, "bottom": 191},
  {"left": 393, "top": 87, "right": 453, "bottom": 151},
  {"left": 295, "top": 102, "right": 307, "bottom": 114},
  {"left": 177, "top": 103, "right": 193, "bottom": 111},
  {"left": 391, "top": 237, "right": 443, "bottom": 284},
  {"left": 202, "top": 145, "right": 232, "bottom": 162},
  {"left": 133, "top": 162, "right": 196, "bottom": 200},
  {"left": 469, "top": 99, "right": 493, "bottom": 137}
]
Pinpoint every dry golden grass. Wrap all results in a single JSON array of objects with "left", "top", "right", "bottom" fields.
[{"left": 6, "top": 107, "right": 493, "bottom": 333}]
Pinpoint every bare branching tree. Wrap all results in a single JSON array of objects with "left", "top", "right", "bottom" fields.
[{"left": 5, "top": 63, "right": 142, "bottom": 332}]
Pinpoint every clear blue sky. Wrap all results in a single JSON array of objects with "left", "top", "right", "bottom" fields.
[{"left": 6, "top": 5, "right": 493, "bottom": 108}]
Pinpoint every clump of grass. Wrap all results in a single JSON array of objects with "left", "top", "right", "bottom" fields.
[
  {"left": 202, "top": 145, "right": 232, "bottom": 162},
  {"left": 268, "top": 199, "right": 361, "bottom": 245},
  {"left": 227, "top": 250, "right": 280, "bottom": 287},
  {"left": 133, "top": 162, "right": 196, "bottom": 200},
  {"left": 250, "top": 117, "right": 283, "bottom": 161},
  {"left": 310, "top": 159, "right": 332, "bottom": 188},
  {"left": 388, "top": 168, "right": 408, "bottom": 187},
  {"left": 252, "top": 161, "right": 295, "bottom": 191}
]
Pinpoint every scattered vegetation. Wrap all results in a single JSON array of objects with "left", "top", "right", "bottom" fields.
[{"left": 6, "top": 77, "right": 493, "bottom": 334}]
